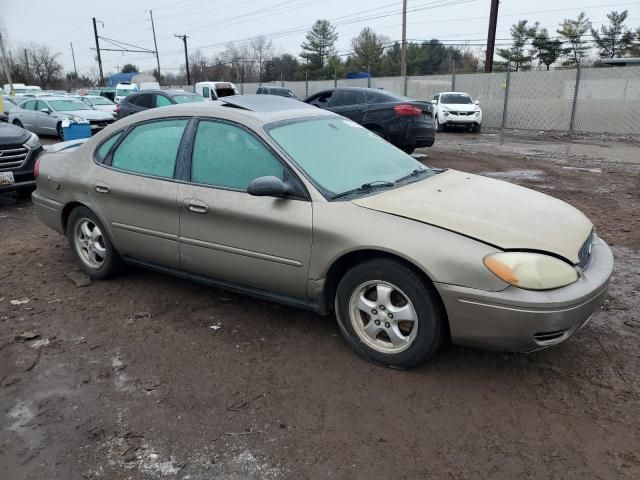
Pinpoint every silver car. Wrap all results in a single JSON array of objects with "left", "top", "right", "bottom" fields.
[
  {"left": 10, "top": 97, "right": 114, "bottom": 138},
  {"left": 31, "top": 95, "right": 613, "bottom": 368},
  {"left": 71, "top": 95, "right": 118, "bottom": 118}
]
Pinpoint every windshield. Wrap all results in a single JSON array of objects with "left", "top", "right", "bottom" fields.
[
  {"left": 172, "top": 95, "right": 206, "bottom": 104},
  {"left": 116, "top": 88, "right": 135, "bottom": 97},
  {"left": 49, "top": 100, "right": 91, "bottom": 111},
  {"left": 91, "top": 97, "right": 115, "bottom": 105},
  {"left": 440, "top": 94, "right": 472, "bottom": 104},
  {"left": 267, "top": 118, "right": 430, "bottom": 197},
  {"left": 13, "top": 88, "right": 28, "bottom": 94}
]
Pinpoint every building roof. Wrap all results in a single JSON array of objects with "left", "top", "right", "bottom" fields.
[{"left": 600, "top": 57, "right": 640, "bottom": 65}]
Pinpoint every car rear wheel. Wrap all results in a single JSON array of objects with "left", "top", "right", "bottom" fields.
[
  {"left": 56, "top": 122, "right": 64, "bottom": 140},
  {"left": 67, "top": 206, "right": 123, "bottom": 279},
  {"left": 335, "top": 259, "right": 445, "bottom": 368},
  {"left": 402, "top": 146, "right": 415, "bottom": 155},
  {"left": 13, "top": 119, "right": 23, "bottom": 128}
]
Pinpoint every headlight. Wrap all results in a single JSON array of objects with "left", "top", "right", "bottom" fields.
[
  {"left": 484, "top": 252, "right": 578, "bottom": 290},
  {"left": 25, "top": 132, "right": 41, "bottom": 149},
  {"left": 67, "top": 115, "right": 85, "bottom": 123}
]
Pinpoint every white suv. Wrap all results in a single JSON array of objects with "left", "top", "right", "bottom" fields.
[{"left": 432, "top": 92, "right": 482, "bottom": 133}]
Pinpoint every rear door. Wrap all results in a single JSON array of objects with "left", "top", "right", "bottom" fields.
[
  {"left": 17, "top": 100, "right": 38, "bottom": 131},
  {"left": 89, "top": 119, "right": 189, "bottom": 268},
  {"left": 177, "top": 119, "right": 312, "bottom": 297},
  {"left": 328, "top": 90, "right": 367, "bottom": 123}
]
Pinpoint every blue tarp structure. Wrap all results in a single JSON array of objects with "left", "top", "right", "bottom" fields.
[
  {"left": 346, "top": 72, "right": 370, "bottom": 79},
  {"left": 106, "top": 72, "right": 138, "bottom": 87}
]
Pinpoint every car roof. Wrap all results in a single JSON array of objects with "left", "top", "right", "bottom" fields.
[
  {"left": 134, "top": 89, "right": 198, "bottom": 96},
  {"left": 107, "top": 95, "right": 334, "bottom": 130},
  {"left": 438, "top": 92, "right": 471, "bottom": 95}
]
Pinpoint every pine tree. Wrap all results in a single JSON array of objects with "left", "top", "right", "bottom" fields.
[
  {"left": 557, "top": 12, "right": 591, "bottom": 66},
  {"left": 300, "top": 20, "right": 338, "bottom": 69},
  {"left": 591, "top": 10, "right": 634, "bottom": 58},
  {"left": 531, "top": 28, "right": 563, "bottom": 70},
  {"left": 497, "top": 20, "right": 538, "bottom": 71}
]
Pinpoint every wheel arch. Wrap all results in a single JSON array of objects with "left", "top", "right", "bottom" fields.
[{"left": 321, "top": 249, "right": 448, "bottom": 330}]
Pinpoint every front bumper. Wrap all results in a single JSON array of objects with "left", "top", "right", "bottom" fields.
[
  {"left": 435, "top": 235, "right": 613, "bottom": 352},
  {"left": 441, "top": 113, "right": 481, "bottom": 125}
]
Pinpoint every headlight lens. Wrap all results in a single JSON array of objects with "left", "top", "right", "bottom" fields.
[
  {"left": 25, "top": 132, "right": 41, "bottom": 148},
  {"left": 67, "top": 115, "right": 84, "bottom": 123},
  {"left": 484, "top": 252, "right": 578, "bottom": 290}
]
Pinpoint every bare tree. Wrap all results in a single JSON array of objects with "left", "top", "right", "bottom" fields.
[
  {"left": 30, "top": 45, "right": 62, "bottom": 88},
  {"left": 249, "top": 36, "right": 273, "bottom": 83}
]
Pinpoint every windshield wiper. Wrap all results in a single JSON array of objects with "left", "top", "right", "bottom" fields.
[
  {"left": 331, "top": 180, "right": 395, "bottom": 200},
  {"left": 395, "top": 168, "right": 430, "bottom": 183}
]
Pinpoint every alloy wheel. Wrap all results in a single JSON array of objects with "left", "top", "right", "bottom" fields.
[
  {"left": 348, "top": 280, "right": 419, "bottom": 354},
  {"left": 73, "top": 218, "right": 106, "bottom": 269}
]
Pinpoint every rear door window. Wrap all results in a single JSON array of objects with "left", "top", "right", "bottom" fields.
[
  {"left": 134, "top": 94, "right": 154, "bottom": 108},
  {"left": 190, "top": 120, "right": 284, "bottom": 190},
  {"left": 95, "top": 131, "right": 124, "bottom": 163},
  {"left": 111, "top": 120, "right": 188, "bottom": 178}
]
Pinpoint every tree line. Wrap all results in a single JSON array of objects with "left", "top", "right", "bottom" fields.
[{"left": 1, "top": 10, "right": 639, "bottom": 90}]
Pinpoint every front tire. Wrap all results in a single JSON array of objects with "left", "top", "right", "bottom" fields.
[
  {"left": 66, "top": 206, "right": 123, "bottom": 279},
  {"left": 435, "top": 116, "right": 444, "bottom": 132},
  {"left": 13, "top": 119, "right": 24, "bottom": 128},
  {"left": 335, "top": 259, "right": 445, "bottom": 368},
  {"left": 56, "top": 122, "right": 64, "bottom": 140},
  {"left": 472, "top": 123, "right": 482, "bottom": 133}
]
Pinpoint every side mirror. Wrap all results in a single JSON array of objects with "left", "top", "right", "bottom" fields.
[
  {"left": 474, "top": 100, "right": 480, "bottom": 105},
  {"left": 247, "top": 176, "right": 289, "bottom": 198},
  {"left": 431, "top": 99, "right": 437, "bottom": 105},
  {"left": 40, "top": 107, "right": 51, "bottom": 114}
]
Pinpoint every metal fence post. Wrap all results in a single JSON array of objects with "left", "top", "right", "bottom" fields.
[
  {"left": 501, "top": 64, "right": 511, "bottom": 130},
  {"left": 403, "top": 75, "right": 408, "bottom": 96},
  {"left": 451, "top": 61, "right": 456, "bottom": 91},
  {"left": 305, "top": 69, "right": 308, "bottom": 98},
  {"left": 569, "top": 63, "right": 581, "bottom": 133},
  {"left": 334, "top": 69, "right": 337, "bottom": 88}
]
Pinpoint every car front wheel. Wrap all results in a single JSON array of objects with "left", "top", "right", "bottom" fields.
[
  {"left": 13, "top": 119, "right": 24, "bottom": 128},
  {"left": 335, "top": 259, "right": 445, "bottom": 368},
  {"left": 66, "top": 206, "right": 123, "bottom": 279},
  {"left": 435, "top": 116, "right": 444, "bottom": 132}
]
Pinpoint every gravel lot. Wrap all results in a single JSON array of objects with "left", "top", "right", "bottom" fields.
[{"left": 1, "top": 132, "right": 639, "bottom": 479}]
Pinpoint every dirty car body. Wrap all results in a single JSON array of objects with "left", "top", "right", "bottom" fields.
[{"left": 31, "top": 95, "right": 613, "bottom": 368}]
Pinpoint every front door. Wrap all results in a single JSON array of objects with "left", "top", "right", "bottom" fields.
[
  {"left": 177, "top": 119, "right": 312, "bottom": 297},
  {"left": 89, "top": 119, "right": 189, "bottom": 268},
  {"left": 34, "top": 100, "right": 58, "bottom": 136}
]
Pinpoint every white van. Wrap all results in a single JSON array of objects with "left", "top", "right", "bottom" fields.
[
  {"left": 114, "top": 82, "right": 138, "bottom": 103},
  {"left": 3, "top": 83, "right": 27, "bottom": 95},
  {"left": 195, "top": 81, "right": 238, "bottom": 100}
]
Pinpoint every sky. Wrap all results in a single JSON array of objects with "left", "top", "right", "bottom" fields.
[{"left": 1, "top": 0, "right": 639, "bottom": 77}]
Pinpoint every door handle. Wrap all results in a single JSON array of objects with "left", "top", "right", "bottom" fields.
[
  {"left": 95, "top": 183, "right": 110, "bottom": 194},
  {"left": 185, "top": 199, "right": 208, "bottom": 214}
]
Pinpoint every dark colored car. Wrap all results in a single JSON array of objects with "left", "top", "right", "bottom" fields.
[
  {"left": 304, "top": 87, "right": 435, "bottom": 154},
  {"left": 256, "top": 86, "right": 296, "bottom": 98},
  {"left": 0, "top": 122, "right": 44, "bottom": 196},
  {"left": 116, "top": 90, "right": 206, "bottom": 119}
]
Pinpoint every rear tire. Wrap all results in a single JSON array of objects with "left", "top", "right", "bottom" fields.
[
  {"left": 335, "top": 259, "right": 445, "bottom": 369},
  {"left": 13, "top": 119, "right": 24, "bottom": 128},
  {"left": 66, "top": 206, "right": 123, "bottom": 279},
  {"left": 367, "top": 126, "right": 386, "bottom": 140}
]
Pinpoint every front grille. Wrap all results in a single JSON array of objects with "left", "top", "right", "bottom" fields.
[
  {"left": 577, "top": 231, "right": 594, "bottom": 269},
  {"left": 0, "top": 144, "right": 29, "bottom": 171}
]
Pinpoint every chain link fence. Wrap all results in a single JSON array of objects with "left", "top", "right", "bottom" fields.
[{"left": 229, "top": 65, "right": 640, "bottom": 135}]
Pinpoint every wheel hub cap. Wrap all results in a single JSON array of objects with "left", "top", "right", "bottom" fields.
[{"left": 74, "top": 218, "right": 106, "bottom": 269}]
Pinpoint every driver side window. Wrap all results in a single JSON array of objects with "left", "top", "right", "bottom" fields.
[{"left": 190, "top": 121, "right": 284, "bottom": 191}]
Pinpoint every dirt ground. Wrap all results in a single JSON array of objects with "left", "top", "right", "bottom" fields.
[{"left": 1, "top": 132, "right": 639, "bottom": 479}]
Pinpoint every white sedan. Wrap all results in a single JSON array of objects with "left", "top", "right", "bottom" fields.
[{"left": 432, "top": 92, "right": 482, "bottom": 133}]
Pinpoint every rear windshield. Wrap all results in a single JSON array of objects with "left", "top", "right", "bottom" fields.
[
  {"left": 440, "top": 94, "right": 472, "bottom": 104},
  {"left": 49, "top": 100, "right": 91, "bottom": 111},
  {"left": 215, "top": 88, "right": 236, "bottom": 98},
  {"left": 172, "top": 95, "right": 206, "bottom": 104}
]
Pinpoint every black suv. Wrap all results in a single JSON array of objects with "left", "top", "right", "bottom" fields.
[
  {"left": 116, "top": 90, "right": 205, "bottom": 119},
  {"left": 0, "top": 122, "right": 44, "bottom": 196},
  {"left": 304, "top": 87, "right": 435, "bottom": 154}
]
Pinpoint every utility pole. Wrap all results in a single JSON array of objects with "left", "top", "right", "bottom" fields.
[
  {"left": 23, "top": 49, "right": 30, "bottom": 82},
  {"left": 0, "top": 33, "right": 13, "bottom": 93},
  {"left": 92, "top": 17, "right": 104, "bottom": 86},
  {"left": 175, "top": 34, "right": 190, "bottom": 85},
  {"left": 149, "top": 10, "right": 162, "bottom": 83},
  {"left": 400, "top": 0, "right": 407, "bottom": 78},
  {"left": 485, "top": 0, "right": 499, "bottom": 72},
  {"left": 70, "top": 42, "right": 78, "bottom": 78}
]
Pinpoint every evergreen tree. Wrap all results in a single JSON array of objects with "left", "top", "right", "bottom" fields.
[
  {"left": 557, "top": 12, "right": 591, "bottom": 66},
  {"left": 591, "top": 10, "right": 634, "bottom": 58},
  {"left": 531, "top": 28, "right": 563, "bottom": 70},
  {"left": 300, "top": 20, "right": 338, "bottom": 69},
  {"left": 497, "top": 20, "right": 538, "bottom": 71}
]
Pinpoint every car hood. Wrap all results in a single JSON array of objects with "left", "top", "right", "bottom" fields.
[
  {"left": 353, "top": 169, "right": 592, "bottom": 263},
  {"left": 0, "top": 122, "right": 30, "bottom": 144},
  {"left": 94, "top": 105, "right": 116, "bottom": 113},
  {"left": 58, "top": 109, "right": 113, "bottom": 120},
  {"left": 441, "top": 104, "right": 478, "bottom": 112}
]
